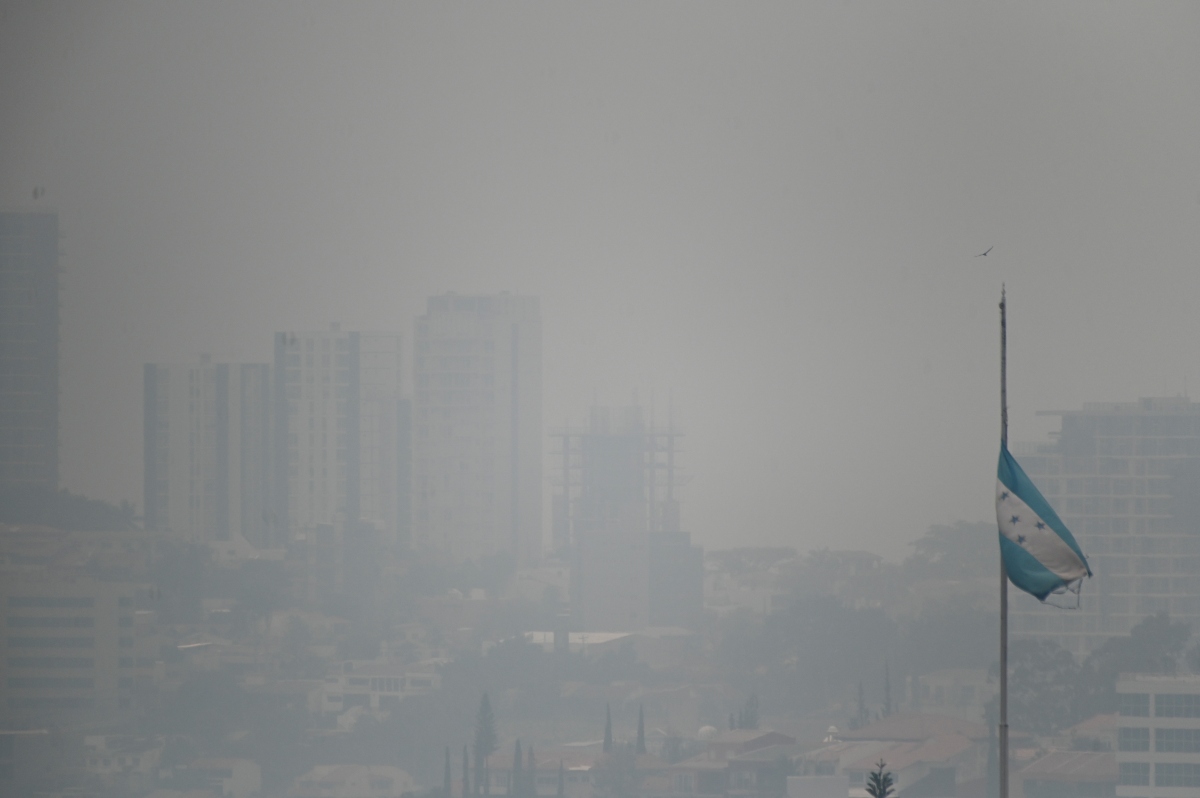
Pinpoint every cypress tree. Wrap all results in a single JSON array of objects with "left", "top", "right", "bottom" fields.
[
  {"left": 513, "top": 740, "right": 523, "bottom": 798},
  {"left": 636, "top": 704, "right": 646, "bottom": 755},
  {"left": 883, "top": 661, "right": 893, "bottom": 717},
  {"left": 475, "top": 693, "right": 498, "bottom": 796},
  {"left": 603, "top": 704, "right": 613, "bottom": 753}
]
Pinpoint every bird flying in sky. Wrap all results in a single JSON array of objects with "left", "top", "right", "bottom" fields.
[{"left": 976, "top": 246, "right": 993, "bottom": 257}]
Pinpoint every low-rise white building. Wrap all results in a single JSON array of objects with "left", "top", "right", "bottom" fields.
[
  {"left": 317, "top": 661, "right": 440, "bottom": 715},
  {"left": 189, "top": 758, "right": 262, "bottom": 798}
]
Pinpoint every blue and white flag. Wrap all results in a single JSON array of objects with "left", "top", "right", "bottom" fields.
[{"left": 997, "top": 444, "right": 1091, "bottom": 601}]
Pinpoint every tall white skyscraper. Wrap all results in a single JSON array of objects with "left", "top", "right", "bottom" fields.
[
  {"left": 273, "top": 327, "right": 406, "bottom": 545},
  {"left": 143, "top": 358, "right": 273, "bottom": 545},
  {"left": 413, "top": 293, "right": 542, "bottom": 565}
]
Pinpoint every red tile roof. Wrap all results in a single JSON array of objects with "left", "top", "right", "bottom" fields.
[
  {"left": 839, "top": 713, "right": 989, "bottom": 742},
  {"left": 1018, "top": 751, "right": 1117, "bottom": 782}
]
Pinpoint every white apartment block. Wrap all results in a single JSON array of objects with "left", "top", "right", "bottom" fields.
[
  {"left": 1117, "top": 675, "right": 1200, "bottom": 797},
  {"left": 143, "top": 358, "right": 273, "bottom": 546},
  {"left": 274, "top": 327, "right": 406, "bottom": 546},
  {"left": 413, "top": 294, "right": 542, "bottom": 565}
]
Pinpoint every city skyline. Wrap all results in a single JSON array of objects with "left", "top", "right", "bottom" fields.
[{"left": 4, "top": 5, "right": 1200, "bottom": 560}]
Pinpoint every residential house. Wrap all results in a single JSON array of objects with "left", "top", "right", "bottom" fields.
[
  {"left": 289, "top": 764, "right": 416, "bottom": 798},
  {"left": 1019, "top": 750, "right": 1117, "bottom": 798}
]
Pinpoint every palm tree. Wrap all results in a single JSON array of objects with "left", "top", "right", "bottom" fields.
[{"left": 865, "top": 760, "right": 895, "bottom": 798}]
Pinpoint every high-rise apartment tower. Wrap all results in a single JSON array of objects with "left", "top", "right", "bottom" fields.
[
  {"left": 273, "top": 327, "right": 406, "bottom": 546},
  {"left": 0, "top": 212, "right": 59, "bottom": 490},
  {"left": 413, "top": 293, "right": 542, "bottom": 565},
  {"left": 143, "top": 358, "right": 273, "bottom": 545}
]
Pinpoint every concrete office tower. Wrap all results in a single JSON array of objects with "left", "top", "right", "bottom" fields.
[
  {"left": 144, "top": 358, "right": 274, "bottom": 546},
  {"left": 0, "top": 570, "right": 145, "bottom": 726},
  {"left": 554, "top": 405, "right": 703, "bottom": 632},
  {"left": 1013, "top": 397, "right": 1200, "bottom": 657},
  {"left": 273, "top": 327, "right": 406, "bottom": 546},
  {"left": 413, "top": 293, "right": 542, "bottom": 565},
  {"left": 1115, "top": 674, "right": 1200, "bottom": 796},
  {"left": 0, "top": 212, "right": 59, "bottom": 490}
]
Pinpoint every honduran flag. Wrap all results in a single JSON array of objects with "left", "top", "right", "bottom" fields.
[{"left": 997, "top": 444, "right": 1091, "bottom": 601}]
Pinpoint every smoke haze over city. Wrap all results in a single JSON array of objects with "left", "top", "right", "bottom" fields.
[
  {"left": 3, "top": 3, "right": 1199, "bottom": 556},
  {"left": 5, "top": 7, "right": 1200, "bottom": 798}
]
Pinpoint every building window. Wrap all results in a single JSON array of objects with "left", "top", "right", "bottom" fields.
[
  {"left": 1155, "top": 727, "right": 1200, "bottom": 752},
  {"left": 1119, "top": 762, "right": 1149, "bottom": 787},
  {"left": 1119, "top": 727, "right": 1150, "bottom": 751},
  {"left": 6, "top": 637, "right": 94, "bottom": 649},
  {"left": 1155, "top": 693, "right": 1200, "bottom": 717},
  {"left": 1119, "top": 693, "right": 1150, "bottom": 717},
  {"left": 6, "top": 616, "right": 94, "bottom": 628},
  {"left": 8, "top": 597, "right": 93, "bottom": 608},
  {"left": 6, "top": 676, "right": 93, "bottom": 689},
  {"left": 1155, "top": 763, "right": 1200, "bottom": 787}
]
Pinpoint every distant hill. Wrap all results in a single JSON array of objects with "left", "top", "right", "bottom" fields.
[{"left": 0, "top": 486, "right": 138, "bottom": 531}]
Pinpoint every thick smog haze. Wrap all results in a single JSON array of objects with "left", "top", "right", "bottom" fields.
[{"left": 3, "top": 2, "right": 1200, "bottom": 558}]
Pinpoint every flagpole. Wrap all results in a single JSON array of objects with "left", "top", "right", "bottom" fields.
[{"left": 999, "top": 285, "right": 1009, "bottom": 798}]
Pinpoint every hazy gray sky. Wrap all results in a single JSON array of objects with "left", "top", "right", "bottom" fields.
[{"left": 3, "top": 3, "right": 1199, "bottom": 558}]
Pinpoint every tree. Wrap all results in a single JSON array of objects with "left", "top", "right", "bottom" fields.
[
  {"left": 987, "top": 638, "right": 1081, "bottom": 736},
  {"left": 603, "top": 704, "right": 613, "bottom": 753},
  {"left": 474, "top": 693, "right": 498, "bottom": 796},
  {"left": 904, "top": 521, "right": 997, "bottom": 581},
  {"left": 865, "top": 760, "right": 895, "bottom": 798},
  {"left": 1076, "top": 613, "right": 1191, "bottom": 717},
  {"left": 736, "top": 695, "right": 759, "bottom": 730},
  {"left": 445, "top": 746, "right": 452, "bottom": 798},
  {"left": 883, "top": 661, "right": 892, "bottom": 717},
  {"left": 513, "top": 741, "right": 523, "bottom": 798},
  {"left": 636, "top": 705, "right": 646, "bottom": 755},
  {"left": 855, "top": 681, "right": 868, "bottom": 730},
  {"left": 0, "top": 485, "right": 137, "bottom": 530}
]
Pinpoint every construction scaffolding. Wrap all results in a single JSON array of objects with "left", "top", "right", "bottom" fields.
[
  {"left": 549, "top": 405, "right": 688, "bottom": 556},
  {"left": 550, "top": 405, "right": 701, "bottom": 631}
]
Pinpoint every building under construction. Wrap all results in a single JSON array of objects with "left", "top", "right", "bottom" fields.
[{"left": 551, "top": 405, "right": 702, "bottom": 632}]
